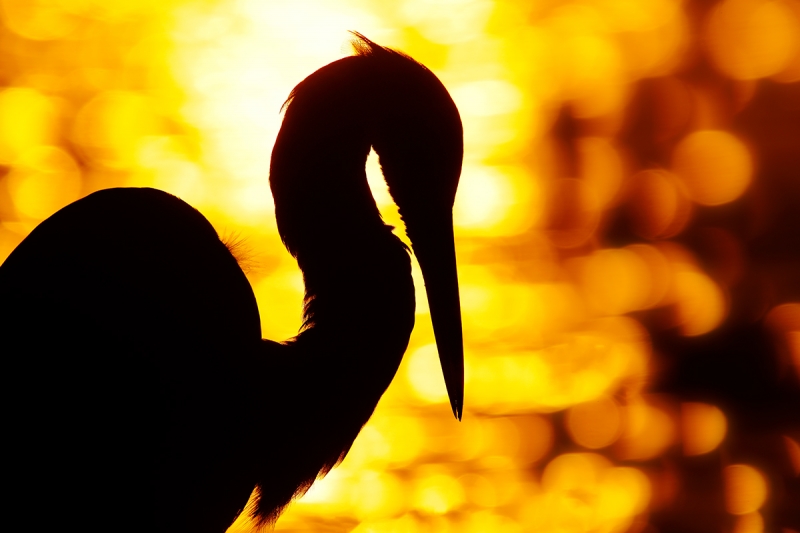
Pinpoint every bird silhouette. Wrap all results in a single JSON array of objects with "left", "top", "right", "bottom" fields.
[{"left": 0, "top": 34, "right": 463, "bottom": 532}]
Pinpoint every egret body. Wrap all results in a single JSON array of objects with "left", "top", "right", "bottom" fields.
[{"left": 1, "top": 34, "right": 463, "bottom": 532}]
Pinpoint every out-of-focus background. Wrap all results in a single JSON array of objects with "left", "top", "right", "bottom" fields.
[{"left": 1, "top": 0, "right": 799, "bottom": 531}]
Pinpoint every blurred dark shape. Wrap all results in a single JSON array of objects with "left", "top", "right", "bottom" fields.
[{"left": 0, "top": 34, "right": 464, "bottom": 532}]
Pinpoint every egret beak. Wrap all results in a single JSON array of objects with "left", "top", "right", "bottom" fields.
[{"left": 410, "top": 213, "right": 464, "bottom": 420}]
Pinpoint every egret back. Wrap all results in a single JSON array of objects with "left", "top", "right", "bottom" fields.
[{"left": 1, "top": 188, "right": 262, "bottom": 532}]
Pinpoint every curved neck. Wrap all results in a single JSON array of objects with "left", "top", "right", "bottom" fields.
[{"left": 269, "top": 91, "right": 416, "bottom": 377}]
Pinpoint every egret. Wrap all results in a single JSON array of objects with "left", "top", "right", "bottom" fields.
[{"left": 1, "top": 34, "right": 463, "bottom": 532}]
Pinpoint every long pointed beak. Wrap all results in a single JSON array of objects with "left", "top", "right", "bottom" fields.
[{"left": 410, "top": 214, "right": 464, "bottom": 420}]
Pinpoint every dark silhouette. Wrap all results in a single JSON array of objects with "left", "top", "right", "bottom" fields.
[{"left": 1, "top": 34, "right": 463, "bottom": 532}]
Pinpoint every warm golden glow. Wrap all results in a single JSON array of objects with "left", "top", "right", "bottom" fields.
[
  {"left": 566, "top": 396, "right": 622, "bottom": 449},
  {"left": 733, "top": 512, "right": 765, "bottom": 533},
  {"left": 681, "top": 402, "right": 727, "bottom": 456},
  {"left": 672, "top": 270, "right": 727, "bottom": 337},
  {"left": 616, "top": 399, "right": 676, "bottom": 461},
  {"left": 672, "top": 130, "right": 753, "bottom": 206},
  {"left": 765, "top": 303, "right": 800, "bottom": 378},
  {"left": 524, "top": 453, "right": 650, "bottom": 532},
  {"left": 2, "top": 0, "right": 797, "bottom": 531},
  {"left": 0, "top": 88, "right": 59, "bottom": 162},
  {"left": 723, "top": 464, "right": 768, "bottom": 515},
  {"left": 627, "top": 169, "right": 691, "bottom": 239},
  {"left": 7, "top": 145, "right": 82, "bottom": 220},
  {"left": 706, "top": 0, "right": 800, "bottom": 80},
  {"left": 579, "top": 248, "right": 653, "bottom": 315}
]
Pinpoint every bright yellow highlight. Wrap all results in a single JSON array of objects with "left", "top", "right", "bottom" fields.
[
  {"left": 681, "top": 402, "right": 727, "bottom": 456},
  {"left": 0, "top": 88, "right": 60, "bottom": 162},
  {"left": 707, "top": 0, "right": 800, "bottom": 80},
  {"left": 566, "top": 396, "right": 622, "bottom": 449},
  {"left": 452, "top": 80, "right": 523, "bottom": 117},
  {"left": 252, "top": 268, "right": 304, "bottom": 341},
  {"left": 406, "top": 344, "right": 449, "bottom": 404},
  {"left": 617, "top": 400, "right": 676, "bottom": 460},
  {"left": 7, "top": 146, "right": 82, "bottom": 221},
  {"left": 672, "top": 130, "right": 753, "bottom": 206},
  {"left": 351, "top": 470, "right": 406, "bottom": 520},
  {"left": 453, "top": 165, "right": 540, "bottom": 236},
  {"left": 723, "top": 464, "right": 768, "bottom": 515},
  {"left": 522, "top": 453, "right": 650, "bottom": 532},
  {"left": 1, "top": 0, "right": 79, "bottom": 40},
  {"left": 401, "top": 0, "right": 493, "bottom": 44},
  {"left": 465, "top": 332, "right": 645, "bottom": 414},
  {"left": 73, "top": 91, "right": 161, "bottom": 168},
  {"left": 413, "top": 473, "right": 465, "bottom": 514},
  {"left": 578, "top": 137, "right": 624, "bottom": 209}
]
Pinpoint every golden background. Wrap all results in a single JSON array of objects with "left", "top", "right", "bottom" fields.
[{"left": 1, "top": 0, "right": 798, "bottom": 532}]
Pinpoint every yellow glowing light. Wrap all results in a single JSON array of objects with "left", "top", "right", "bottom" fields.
[
  {"left": 0, "top": 88, "right": 60, "bottom": 163},
  {"left": 400, "top": 0, "right": 493, "bottom": 44},
  {"left": 293, "top": 467, "right": 351, "bottom": 507},
  {"left": 413, "top": 472, "right": 465, "bottom": 514},
  {"left": 1, "top": 0, "right": 78, "bottom": 40},
  {"left": 723, "top": 464, "right": 768, "bottom": 515},
  {"left": 625, "top": 244, "right": 671, "bottom": 309},
  {"left": 351, "top": 470, "right": 407, "bottom": 520},
  {"left": 706, "top": 0, "right": 800, "bottom": 80},
  {"left": 598, "top": 0, "right": 688, "bottom": 77},
  {"left": 7, "top": 146, "right": 83, "bottom": 221},
  {"left": 672, "top": 130, "right": 753, "bottom": 206},
  {"left": 467, "top": 333, "right": 643, "bottom": 413},
  {"left": 459, "top": 473, "right": 498, "bottom": 508},
  {"left": 464, "top": 511, "right": 521, "bottom": 533},
  {"left": 0, "top": 88, "right": 57, "bottom": 163},
  {"left": 451, "top": 80, "right": 523, "bottom": 117},
  {"left": 365, "top": 149, "right": 394, "bottom": 209},
  {"left": 531, "top": 452, "right": 650, "bottom": 532},
  {"left": 579, "top": 248, "right": 652, "bottom": 315},
  {"left": 672, "top": 270, "right": 727, "bottom": 336},
  {"left": 349, "top": 514, "right": 421, "bottom": 533},
  {"left": 514, "top": 415, "right": 554, "bottom": 465},
  {"left": 566, "top": 396, "right": 622, "bottom": 449},
  {"left": 73, "top": 90, "right": 162, "bottom": 168},
  {"left": 617, "top": 400, "right": 676, "bottom": 460},
  {"left": 137, "top": 136, "right": 209, "bottom": 207},
  {"left": 453, "top": 165, "right": 540, "bottom": 236},
  {"left": 252, "top": 268, "right": 304, "bottom": 341},
  {"left": 544, "top": 8, "right": 626, "bottom": 118},
  {"left": 597, "top": 466, "right": 651, "bottom": 518},
  {"left": 459, "top": 267, "right": 576, "bottom": 341},
  {"left": 542, "top": 452, "right": 609, "bottom": 491},
  {"left": 578, "top": 137, "right": 624, "bottom": 209},
  {"left": 406, "top": 344, "right": 449, "bottom": 404},
  {"left": 681, "top": 402, "right": 727, "bottom": 456}
]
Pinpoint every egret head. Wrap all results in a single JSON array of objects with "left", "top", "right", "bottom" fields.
[{"left": 355, "top": 34, "right": 465, "bottom": 420}]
